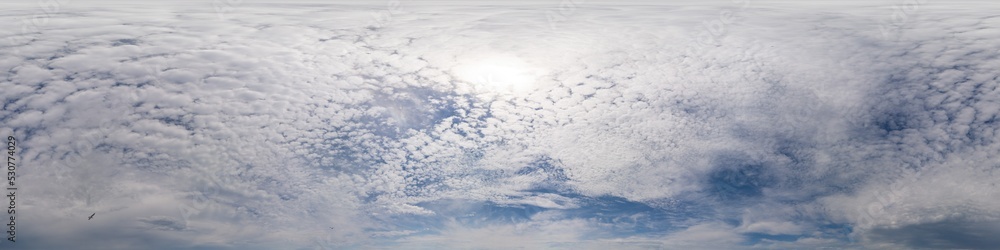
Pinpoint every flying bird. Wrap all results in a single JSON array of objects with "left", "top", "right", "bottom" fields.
[{"left": 88, "top": 213, "right": 96, "bottom": 220}]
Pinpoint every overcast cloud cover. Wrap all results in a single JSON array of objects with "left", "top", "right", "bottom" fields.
[{"left": 1, "top": 0, "right": 999, "bottom": 249}]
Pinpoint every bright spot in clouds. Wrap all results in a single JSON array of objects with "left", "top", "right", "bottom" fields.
[{"left": 454, "top": 53, "right": 540, "bottom": 94}]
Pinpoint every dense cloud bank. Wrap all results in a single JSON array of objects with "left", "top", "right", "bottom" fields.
[{"left": 1, "top": 1, "right": 998, "bottom": 249}]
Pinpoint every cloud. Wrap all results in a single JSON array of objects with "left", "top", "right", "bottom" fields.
[
  {"left": 393, "top": 218, "right": 596, "bottom": 249},
  {"left": 739, "top": 220, "right": 804, "bottom": 235},
  {"left": 1, "top": 1, "right": 998, "bottom": 249},
  {"left": 137, "top": 216, "right": 186, "bottom": 231},
  {"left": 864, "top": 219, "right": 1000, "bottom": 249},
  {"left": 658, "top": 222, "right": 746, "bottom": 248}
]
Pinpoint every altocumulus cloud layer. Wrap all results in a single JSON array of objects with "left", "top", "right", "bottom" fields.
[{"left": 1, "top": 0, "right": 999, "bottom": 249}]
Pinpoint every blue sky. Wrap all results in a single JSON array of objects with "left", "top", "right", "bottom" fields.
[{"left": 1, "top": 0, "right": 999, "bottom": 249}]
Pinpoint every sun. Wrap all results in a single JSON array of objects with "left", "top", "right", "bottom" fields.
[{"left": 453, "top": 53, "right": 539, "bottom": 93}]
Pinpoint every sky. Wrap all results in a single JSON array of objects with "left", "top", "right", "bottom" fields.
[{"left": 1, "top": 0, "right": 999, "bottom": 249}]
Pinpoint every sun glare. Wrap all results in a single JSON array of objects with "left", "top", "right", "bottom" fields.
[{"left": 454, "top": 53, "right": 538, "bottom": 93}]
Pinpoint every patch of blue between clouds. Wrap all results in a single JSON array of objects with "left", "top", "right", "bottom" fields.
[{"left": 362, "top": 150, "right": 857, "bottom": 245}]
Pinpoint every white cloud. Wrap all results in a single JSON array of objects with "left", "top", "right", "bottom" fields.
[
  {"left": 2, "top": 1, "right": 999, "bottom": 249},
  {"left": 394, "top": 218, "right": 596, "bottom": 249},
  {"left": 662, "top": 222, "right": 746, "bottom": 247}
]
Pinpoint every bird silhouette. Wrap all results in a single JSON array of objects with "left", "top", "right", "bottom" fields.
[{"left": 88, "top": 213, "right": 96, "bottom": 220}]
